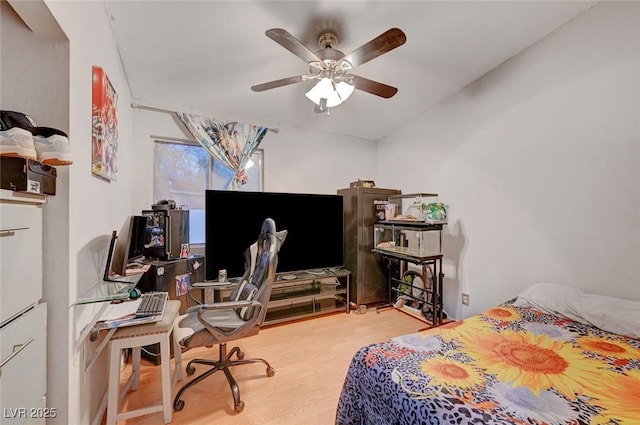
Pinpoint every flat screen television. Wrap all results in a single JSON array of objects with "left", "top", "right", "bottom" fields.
[
  {"left": 205, "top": 190, "right": 344, "bottom": 280},
  {"left": 105, "top": 215, "right": 147, "bottom": 280}
]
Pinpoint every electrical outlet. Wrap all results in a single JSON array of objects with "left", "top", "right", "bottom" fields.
[{"left": 462, "top": 293, "right": 470, "bottom": 306}]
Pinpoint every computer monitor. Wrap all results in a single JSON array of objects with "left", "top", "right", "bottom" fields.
[{"left": 104, "top": 215, "right": 147, "bottom": 280}]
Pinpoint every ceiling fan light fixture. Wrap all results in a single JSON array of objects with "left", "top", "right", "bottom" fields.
[
  {"left": 336, "top": 80, "right": 355, "bottom": 101},
  {"left": 305, "top": 78, "right": 337, "bottom": 106},
  {"left": 254, "top": 27, "right": 405, "bottom": 102},
  {"left": 305, "top": 78, "right": 354, "bottom": 108}
]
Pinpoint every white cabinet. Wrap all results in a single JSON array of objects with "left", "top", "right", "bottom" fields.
[
  {"left": 1, "top": 192, "right": 43, "bottom": 323},
  {"left": 0, "top": 189, "right": 47, "bottom": 424},
  {"left": 0, "top": 304, "right": 47, "bottom": 424}
]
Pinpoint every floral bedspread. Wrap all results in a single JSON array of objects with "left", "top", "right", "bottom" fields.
[{"left": 336, "top": 304, "right": 640, "bottom": 425}]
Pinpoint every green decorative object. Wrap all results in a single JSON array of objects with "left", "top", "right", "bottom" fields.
[
  {"left": 421, "top": 202, "right": 447, "bottom": 222},
  {"left": 397, "top": 274, "right": 412, "bottom": 295}
]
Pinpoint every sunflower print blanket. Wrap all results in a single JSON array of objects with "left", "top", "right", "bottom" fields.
[{"left": 336, "top": 304, "right": 640, "bottom": 425}]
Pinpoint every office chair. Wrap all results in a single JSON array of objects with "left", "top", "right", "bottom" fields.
[{"left": 172, "top": 218, "right": 286, "bottom": 413}]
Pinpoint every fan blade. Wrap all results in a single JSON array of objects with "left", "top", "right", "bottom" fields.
[
  {"left": 266, "top": 28, "right": 322, "bottom": 63},
  {"left": 341, "top": 28, "right": 406, "bottom": 68},
  {"left": 351, "top": 75, "right": 398, "bottom": 98},
  {"left": 251, "top": 75, "right": 306, "bottom": 92}
]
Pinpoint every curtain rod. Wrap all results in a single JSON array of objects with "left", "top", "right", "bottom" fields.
[
  {"left": 150, "top": 135, "right": 198, "bottom": 144},
  {"left": 131, "top": 102, "right": 279, "bottom": 133}
]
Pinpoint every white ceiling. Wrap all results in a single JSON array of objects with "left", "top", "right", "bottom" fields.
[{"left": 103, "top": 1, "right": 596, "bottom": 141}]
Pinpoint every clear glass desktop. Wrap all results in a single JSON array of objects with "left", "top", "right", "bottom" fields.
[{"left": 73, "top": 274, "right": 142, "bottom": 305}]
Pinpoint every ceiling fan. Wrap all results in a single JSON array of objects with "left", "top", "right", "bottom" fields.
[{"left": 251, "top": 27, "right": 406, "bottom": 113}]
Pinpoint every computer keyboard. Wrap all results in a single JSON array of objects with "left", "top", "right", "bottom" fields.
[{"left": 135, "top": 292, "right": 168, "bottom": 317}]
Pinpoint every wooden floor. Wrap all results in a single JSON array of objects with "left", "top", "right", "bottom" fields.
[{"left": 106, "top": 308, "right": 423, "bottom": 425}]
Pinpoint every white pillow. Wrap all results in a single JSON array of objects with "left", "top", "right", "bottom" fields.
[
  {"left": 513, "top": 282, "right": 584, "bottom": 317},
  {"left": 514, "top": 282, "right": 640, "bottom": 339},
  {"left": 570, "top": 293, "right": 640, "bottom": 339}
]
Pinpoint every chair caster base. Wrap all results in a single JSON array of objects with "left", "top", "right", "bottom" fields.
[
  {"left": 174, "top": 399, "right": 185, "bottom": 411},
  {"left": 266, "top": 366, "right": 275, "bottom": 377},
  {"left": 234, "top": 401, "right": 245, "bottom": 412}
]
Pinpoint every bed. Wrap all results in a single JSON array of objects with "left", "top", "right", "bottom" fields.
[{"left": 336, "top": 283, "right": 640, "bottom": 425}]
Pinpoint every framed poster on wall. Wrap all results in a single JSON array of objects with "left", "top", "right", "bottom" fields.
[{"left": 91, "top": 65, "right": 118, "bottom": 180}]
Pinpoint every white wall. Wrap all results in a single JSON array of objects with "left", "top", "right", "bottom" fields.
[
  {"left": 378, "top": 1, "right": 640, "bottom": 319},
  {"left": 35, "top": 1, "right": 138, "bottom": 423}
]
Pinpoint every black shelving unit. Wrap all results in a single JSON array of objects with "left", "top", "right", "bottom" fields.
[
  {"left": 373, "top": 220, "right": 446, "bottom": 327},
  {"left": 264, "top": 269, "right": 351, "bottom": 325}
]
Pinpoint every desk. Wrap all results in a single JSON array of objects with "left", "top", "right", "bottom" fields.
[
  {"left": 73, "top": 275, "right": 144, "bottom": 353},
  {"left": 105, "top": 300, "right": 182, "bottom": 425}
]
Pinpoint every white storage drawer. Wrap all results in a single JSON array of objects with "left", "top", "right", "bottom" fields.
[
  {"left": 0, "top": 303, "right": 47, "bottom": 424},
  {"left": 0, "top": 199, "right": 43, "bottom": 324}
]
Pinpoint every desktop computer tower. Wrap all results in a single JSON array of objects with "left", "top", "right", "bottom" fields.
[
  {"left": 138, "top": 255, "right": 205, "bottom": 364},
  {"left": 141, "top": 208, "right": 189, "bottom": 261}
]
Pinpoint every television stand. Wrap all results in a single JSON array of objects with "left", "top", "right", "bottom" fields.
[{"left": 264, "top": 268, "right": 351, "bottom": 325}]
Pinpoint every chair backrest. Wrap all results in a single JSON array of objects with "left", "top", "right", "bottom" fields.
[
  {"left": 227, "top": 218, "right": 286, "bottom": 324},
  {"left": 176, "top": 218, "right": 286, "bottom": 349}
]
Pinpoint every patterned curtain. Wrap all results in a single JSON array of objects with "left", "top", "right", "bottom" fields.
[{"left": 177, "top": 112, "right": 270, "bottom": 189}]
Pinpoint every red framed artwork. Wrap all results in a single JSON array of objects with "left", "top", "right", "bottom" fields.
[{"left": 92, "top": 66, "right": 118, "bottom": 180}]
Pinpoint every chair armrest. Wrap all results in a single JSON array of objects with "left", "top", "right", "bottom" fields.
[
  {"left": 199, "top": 300, "right": 257, "bottom": 310},
  {"left": 182, "top": 300, "right": 242, "bottom": 315},
  {"left": 195, "top": 300, "right": 265, "bottom": 340},
  {"left": 191, "top": 281, "right": 237, "bottom": 289},
  {"left": 192, "top": 299, "right": 263, "bottom": 318}
]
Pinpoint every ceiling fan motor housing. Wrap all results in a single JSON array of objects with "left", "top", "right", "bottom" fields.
[
  {"left": 318, "top": 31, "right": 339, "bottom": 50},
  {"left": 310, "top": 31, "right": 352, "bottom": 81}
]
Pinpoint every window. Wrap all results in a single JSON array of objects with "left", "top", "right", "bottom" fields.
[
  {"left": 154, "top": 140, "right": 210, "bottom": 244},
  {"left": 153, "top": 140, "right": 263, "bottom": 244}
]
